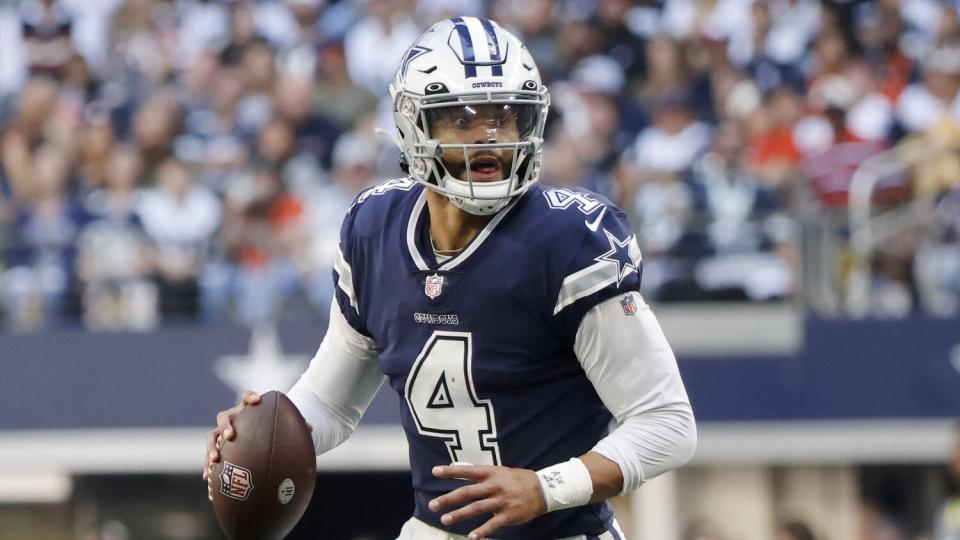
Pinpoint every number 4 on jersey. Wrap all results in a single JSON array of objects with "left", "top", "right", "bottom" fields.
[{"left": 404, "top": 331, "right": 502, "bottom": 465}]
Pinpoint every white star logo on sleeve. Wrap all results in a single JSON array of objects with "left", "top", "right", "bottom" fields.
[
  {"left": 554, "top": 228, "right": 643, "bottom": 314},
  {"left": 594, "top": 229, "right": 639, "bottom": 287}
]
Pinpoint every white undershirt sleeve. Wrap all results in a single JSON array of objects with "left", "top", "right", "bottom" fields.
[
  {"left": 287, "top": 300, "right": 385, "bottom": 455},
  {"left": 575, "top": 293, "right": 697, "bottom": 494}
]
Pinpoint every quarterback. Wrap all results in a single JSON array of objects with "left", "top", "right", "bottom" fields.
[{"left": 206, "top": 17, "right": 696, "bottom": 540}]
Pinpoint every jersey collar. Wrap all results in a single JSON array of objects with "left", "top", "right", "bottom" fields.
[{"left": 405, "top": 188, "right": 522, "bottom": 272}]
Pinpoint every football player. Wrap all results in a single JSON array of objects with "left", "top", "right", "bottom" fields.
[{"left": 206, "top": 17, "right": 696, "bottom": 540}]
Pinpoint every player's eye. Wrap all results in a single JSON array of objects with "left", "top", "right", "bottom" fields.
[{"left": 494, "top": 107, "right": 518, "bottom": 127}]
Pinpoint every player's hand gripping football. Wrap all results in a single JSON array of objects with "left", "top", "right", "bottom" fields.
[
  {"left": 430, "top": 464, "right": 547, "bottom": 540},
  {"left": 203, "top": 390, "right": 261, "bottom": 488}
]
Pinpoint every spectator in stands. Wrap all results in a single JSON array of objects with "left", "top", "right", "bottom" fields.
[
  {"left": 3, "top": 145, "right": 88, "bottom": 330},
  {"left": 74, "top": 116, "right": 115, "bottom": 195},
  {"left": 637, "top": 36, "right": 690, "bottom": 109},
  {"left": 131, "top": 92, "right": 183, "bottom": 178},
  {"left": 78, "top": 145, "right": 155, "bottom": 331},
  {"left": 271, "top": 0, "right": 328, "bottom": 77},
  {"left": 621, "top": 149, "right": 695, "bottom": 300},
  {"left": 312, "top": 40, "right": 378, "bottom": 131},
  {"left": 630, "top": 89, "right": 711, "bottom": 183},
  {"left": 108, "top": 0, "right": 173, "bottom": 88},
  {"left": 491, "top": 0, "right": 562, "bottom": 81},
  {"left": 219, "top": 2, "right": 259, "bottom": 68},
  {"left": 896, "top": 45, "right": 960, "bottom": 135},
  {"left": 83, "top": 145, "right": 142, "bottom": 224},
  {"left": 136, "top": 157, "right": 220, "bottom": 321},
  {"left": 219, "top": 164, "right": 308, "bottom": 325},
  {"left": 303, "top": 131, "right": 381, "bottom": 311},
  {"left": 181, "top": 67, "right": 246, "bottom": 147},
  {"left": 685, "top": 120, "right": 795, "bottom": 301},
  {"left": 735, "top": 1, "right": 809, "bottom": 94},
  {"left": 1, "top": 77, "right": 64, "bottom": 201},
  {"left": 343, "top": 0, "right": 420, "bottom": 95},
  {"left": 233, "top": 39, "right": 277, "bottom": 135},
  {"left": 854, "top": 0, "right": 912, "bottom": 104},
  {"left": 591, "top": 0, "right": 648, "bottom": 79},
  {"left": 747, "top": 87, "right": 803, "bottom": 189},
  {"left": 544, "top": 54, "right": 632, "bottom": 197},
  {"left": 19, "top": 0, "right": 76, "bottom": 80},
  {"left": 258, "top": 115, "right": 296, "bottom": 170},
  {"left": 273, "top": 75, "right": 340, "bottom": 171},
  {"left": 798, "top": 75, "right": 895, "bottom": 208}
]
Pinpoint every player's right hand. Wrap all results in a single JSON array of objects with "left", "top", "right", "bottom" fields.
[{"left": 203, "top": 390, "right": 261, "bottom": 482}]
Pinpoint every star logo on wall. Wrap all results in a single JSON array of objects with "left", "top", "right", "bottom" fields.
[
  {"left": 595, "top": 229, "right": 639, "bottom": 287},
  {"left": 214, "top": 326, "right": 310, "bottom": 398}
]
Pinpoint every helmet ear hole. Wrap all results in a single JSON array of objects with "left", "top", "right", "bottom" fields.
[
  {"left": 425, "top": 82, "right": 448, "bottom": 95},
  {"left": 522, "top": 80, "right": 538, "bottom": 91}
]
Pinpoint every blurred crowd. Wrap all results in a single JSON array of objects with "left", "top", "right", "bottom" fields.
[{"left": 1, "top": 0, "right": 960, "bottom": 331}]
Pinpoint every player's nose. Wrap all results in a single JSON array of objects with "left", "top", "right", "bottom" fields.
[{"left": 470, "top": 125, "right": 498, "bottom": 144}]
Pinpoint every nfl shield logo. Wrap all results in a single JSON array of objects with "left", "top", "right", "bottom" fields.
[
  {"left": 219, "top": 461, "right": 254, "bottom": 501},
  {"left": 424, "top": 273, "right": 444, "bottom": 299},
  {"left": 620, "top": 294, "right": 637, "bottom": 316}
]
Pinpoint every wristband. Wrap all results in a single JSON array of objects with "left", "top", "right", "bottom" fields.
[{"left": 535, "top": 457, "right": 594, "bottom": 512}]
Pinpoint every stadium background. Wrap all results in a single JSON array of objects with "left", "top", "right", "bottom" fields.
[{"left": 0, "top": 0, "right": 958, "bottom": 538}]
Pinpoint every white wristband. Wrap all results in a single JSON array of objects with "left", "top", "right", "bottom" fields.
[{"left": 536, "top": 458, "right": 594, "bottom": 512}]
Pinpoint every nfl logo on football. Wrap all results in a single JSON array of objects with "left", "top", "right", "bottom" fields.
[
  {"left": 220, "top": 462, "right": 254, "bottom": 501},
  {"left": 424, "top": 274, "right": 444, "bottom": 300},
  {"left": 620, "top": 295, "right": 637, "bottom": 316}
]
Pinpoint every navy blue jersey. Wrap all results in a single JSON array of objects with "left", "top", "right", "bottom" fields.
[{"left": 332, "top": 179, "right": 642, "bottom": 538}]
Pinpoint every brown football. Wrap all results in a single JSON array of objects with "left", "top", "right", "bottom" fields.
[{"left": 210, "top": 391, "right": 316, "bottom": 540}]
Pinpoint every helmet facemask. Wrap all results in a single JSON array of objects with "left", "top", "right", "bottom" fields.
[{"left": 395, "top": 89, "right": 549, "bottom": 215}]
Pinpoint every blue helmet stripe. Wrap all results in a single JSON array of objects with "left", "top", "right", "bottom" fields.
[
  {"left": 478, "top": 18, "right": 503, "bottom": 76},
  {"left": 451, "top": 17, "right": 477, "bottom": 78}
]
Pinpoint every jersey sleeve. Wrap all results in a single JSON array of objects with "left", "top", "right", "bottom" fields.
[
  {"left": 332, "top": 200, "right": 371, "bottom": 337},
  {"left": 551, "top": 202, "right": 643, "bottom": 344},
  {"left": 288, "top": 299, "right": 385, "bottom": 454}
]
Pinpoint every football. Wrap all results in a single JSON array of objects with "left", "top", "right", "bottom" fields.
[{"left": 210, "top": 391, "right": 317, "bottom": 540}]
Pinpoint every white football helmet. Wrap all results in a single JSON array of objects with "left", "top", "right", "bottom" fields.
[{"left": 388, "top": 17, "right": 550, "bottom": 215}]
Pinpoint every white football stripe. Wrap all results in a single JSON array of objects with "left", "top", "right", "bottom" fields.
[
  {"left": 333, "top": 245, "right": 359, "bottom": 314},
  {"left": 629, "top": 236, "right": 643, "bottom": 266},
  {"left": 406, "top": 190, "right": 430, "bottom": 271},
  {"left": 554, "top": 260, "right": 620, "bottom": 315}
]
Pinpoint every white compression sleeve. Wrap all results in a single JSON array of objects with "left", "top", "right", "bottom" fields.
[
  {"left": 287, "top": 300, "right": 385, "bottom": 455},
  {"left": 574, "top": 293, "right": 697, "bottom": 494}
]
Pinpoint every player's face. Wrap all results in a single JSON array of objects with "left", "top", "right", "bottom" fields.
[{"left": 426, "top": 104, "right": 534, "bottom": 182}]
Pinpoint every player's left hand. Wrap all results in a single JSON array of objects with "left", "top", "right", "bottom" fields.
[{"left": 430, "top": 464, "right": 546, "bottom": 540}]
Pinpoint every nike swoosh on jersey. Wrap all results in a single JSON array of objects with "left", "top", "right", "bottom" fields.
[{"left": 585, "top": 207, "right": 606, "bottom": 231}]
